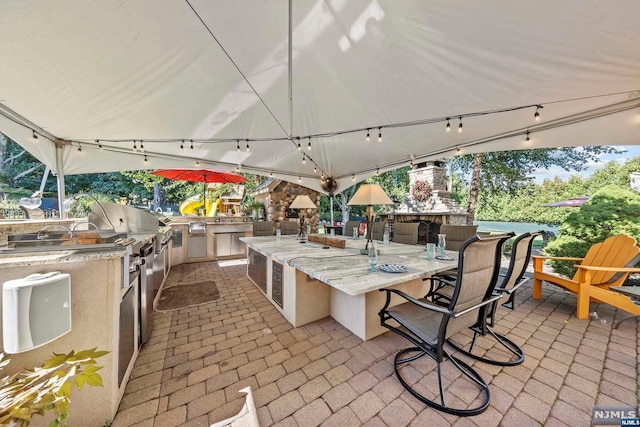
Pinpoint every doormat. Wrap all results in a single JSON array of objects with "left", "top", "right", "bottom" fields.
[{"left": 155, "top": 281, "right": 220, "bottom": 312}]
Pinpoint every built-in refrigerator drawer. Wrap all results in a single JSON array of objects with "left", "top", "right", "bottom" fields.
[
  {"left": 272, "top": 261, "right": 283, "bottom": 308},
  {"left": 247, "top": 248, "right": 267, "bottom": 293}
]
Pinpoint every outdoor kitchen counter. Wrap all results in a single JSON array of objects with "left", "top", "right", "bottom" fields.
[
  {"left": 241, "top": 235, "right": 457, "bottom": 340},
  {"left": 0, "top": 232, "right": 156, "bottom": 426}
]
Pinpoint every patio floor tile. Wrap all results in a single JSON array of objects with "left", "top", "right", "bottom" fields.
[{"left": 114, "top": 260, "right": 639, "bottom": 426}]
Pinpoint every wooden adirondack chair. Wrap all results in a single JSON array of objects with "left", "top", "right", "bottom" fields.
[{"left": 532, "top": 235, "right": 640, "bottom": 319}]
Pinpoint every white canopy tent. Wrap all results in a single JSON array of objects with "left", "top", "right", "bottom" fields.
[{"left": 0, "top": 0, "right": 639, "bottom": 212}]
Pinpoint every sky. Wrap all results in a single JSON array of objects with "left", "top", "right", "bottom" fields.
[{"left": 531, "top": 145, "right": 640, "bottom": 184}]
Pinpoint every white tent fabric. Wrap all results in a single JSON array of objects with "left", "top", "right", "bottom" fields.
[{"left": 0, "top": 0, "right": 639, "bottom": 195}]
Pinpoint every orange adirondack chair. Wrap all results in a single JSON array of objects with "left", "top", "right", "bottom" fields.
[{"left": 532, "top": 235, "right": 640, "bottom": 319}]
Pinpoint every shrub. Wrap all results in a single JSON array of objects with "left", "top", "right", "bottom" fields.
[{"left": 543, "top": 185, "right": 640, "bottom": 277}]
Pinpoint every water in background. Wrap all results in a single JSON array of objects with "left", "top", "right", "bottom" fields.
[{"left": 475, "top": 220, "right": 559, "bottom": 235}]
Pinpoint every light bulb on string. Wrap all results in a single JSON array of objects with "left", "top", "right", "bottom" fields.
[
  {"left": 377, "top": 127, "right": 382, "bottom": 143},
  {"left": 352, "top": 174, "right": 355, "bottom": 181},
  {"left": 236, "top": 140, "right": 240, "bottom": 152},
  {"left": 96, "top": 139, "right": 103, "bottom": 150},
  {"left": 140, "top": 140, "right": 144, "bottom": 151},
  {"left": 236, "top": 165, "right": 240, "bottom": 172},
  {"left": 190, "top": 139, "right": 194, "bottom": 151},
  {"left": 297, "top": 137, "right": 301, "bottom": 151},
  {"left": 180, "top": 140, "right": 184, "bottom": 152},
  {"left": 245, "top": 140, "right": 250, "bottom": 152},
  {"left": 298, "top": 176, "right": 301, "bottom": 183},
  {"left": 31, "top": 130, "right": 38, "bottom": 142},
  {"left": 313, "top": 166, "right": 317, "bottom": 173},
  {"left": 445, "top": 118, "right": 451, "bottom": 132},
  {"left": 144, "top": 154, "right": 148, "bottom": 163},
  {"left": 525, "top": 129, "right": 531, "bottom": 144},
  {"left": 534, "top": 105, "right": 543, "bottom": 121},
  {"left": 458, "top": 117, "right": 463, "bottom": 133},
  {"left": 376, "top": 168, "right": 380, "bottom": 176},
  {"left": 196, "top": 160, "right": 200, "bottom": 166},
  {"left": 77, "top": 144, "right": 82, "bottom": 152},
  {"left": 302, "top": 154, "right": 306, "bottom": 165},
  {"left": 270, "top": 171, "right": 273, "bottom": 177},
  {"left": 133, "top": 140, "right": 137, "bottom": 150},
  {"left": 366, "top": 129, "right": 370, "bottom": 142},
  {"left": 307, "top": 137, "right": 311, "bottom": 151}
]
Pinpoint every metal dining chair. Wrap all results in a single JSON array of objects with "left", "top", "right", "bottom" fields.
[{"left": 378, "top": 234, "right": 508, "bottom": 416}]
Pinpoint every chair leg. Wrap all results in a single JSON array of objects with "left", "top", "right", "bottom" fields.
[
  {"left": 393, "top": 347, "right": 490, "bottom": 416},
  {"left": 447, "top": 327, "right": 524, "bottom": 366}
]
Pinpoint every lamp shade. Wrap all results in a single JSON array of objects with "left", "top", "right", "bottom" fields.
[
  {"left": 289, "top": 194, "right": 317, "bottom": 209},
  {"left": 347, "top": 184, "right": 394, "bottom": 206}
]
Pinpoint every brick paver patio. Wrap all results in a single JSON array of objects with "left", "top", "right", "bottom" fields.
[{"left": 112, "top": 258, "right": 639, "bottom": 426}]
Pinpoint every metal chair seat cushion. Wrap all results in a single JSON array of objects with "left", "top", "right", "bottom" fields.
[{"left": 385, "top": 297, "right": 444, "bottom": 344}]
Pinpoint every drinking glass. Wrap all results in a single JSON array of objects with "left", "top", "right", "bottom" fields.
[
  {"left": 368, "top": 242, "right": 378, "bottom": 272},
  {"left": 425, "top": 243, "right": 436, "bottom": 260},
  {"left": 353, "top": 227, "right": 358, "bottom": 239},
  {"left": 437, "top": 234, "right": 447, "bottom": 255}
]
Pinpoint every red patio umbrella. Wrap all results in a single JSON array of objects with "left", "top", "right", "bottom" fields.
[{"left": 151, "top": 169, "right": 247, "bottom": 212}]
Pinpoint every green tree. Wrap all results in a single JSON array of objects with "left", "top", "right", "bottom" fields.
[
  {"left": 449, "top": 146, "right": 622, "bottom": 223},
  {"left": 543, "top": 185, "right": 640, "bottom": 277}
]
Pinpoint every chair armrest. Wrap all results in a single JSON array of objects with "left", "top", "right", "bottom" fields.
[
  {"left": 451, "top": 294, "right": 502, "bottom": 318},
  {"left": 574, "top": 265, "right": 640, "bottom": 273},
  {"left": 532, "top": 255, "right": 584, "bottom": 262},
  {"left": 379, "top": 288, "right": 451, "bottom": 315},
  {"left": 496, "top": 277, "right": 531, "bottom": 295}
]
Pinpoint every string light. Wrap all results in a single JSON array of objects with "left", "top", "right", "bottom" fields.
[
  {"left": 236, "top": 139, "right": 240, "bottom": 152},
  {"left": 140, "top": 140, "right": 144, "bottom": 151},
  {"left": 307, "top": 137, "right": 311, "bottom": 151},
  {"left": 32, "top": 130, "right": 38, "bottom": 142},
  {"left": 236, "top": 165, "right": 240, "bottom": 172},
  {"left": 144, "top": 154, "right": 148, "bottom": 163},
  {"left": 313, "top": 166, "right": 317, "bottom": 173},
  {"left": 270, "top": 171, "right": 273, "bottom": 177},
  {"left": 190, "top": 139, "right": 194, "bottom": 151},
  {"left": 366, "top": 129, "right": 370, "bottom": 142},
  {"left": 321, "top": 172, "right": 325, "bottom": 180},
  {"left": 302, "top": 154, "right": 306, "bottom": 164},
  {"left": 376, "top": 168, "right": 380, "bottom": 176},
  {"left": 445, "top": 118, "right": 451, "bottom": 132},
  {"left": 196, "top": 160, "right": 200, "bottom": 166},
  {"left": 180, "top": 140, "right": 184, "bottom": 152},
  {"left": 96, "top": 139, "right": 103, "bottom": 150},
  {"left": 525, "top": 129, "right": 531, "bottom": 144},
  {"left": 458, "top": 117, "right": 463, "bottom": 133},
  {"left": 534, "top": 105, "right": 543, "bottom": 121},
  {"left": 298, "top": 176, "right": 301, "bottom": 182},
  {"left": 377, "top": 127, "right": 382, "bottom": 143},
  {"left": 77, "top": 144, "right": 82, "bottom": 152},
  {"left": 133, "top": 140, "right": 137, "bottom": 150},
  {"left": 245, "top": 140, "right": 250, "bottom": 152},
  {"left": 297, "top": 137, "right": 301, "bottom": 151},
  {"left": 352, "top": 174, "right": 355, "bottom": 181}
]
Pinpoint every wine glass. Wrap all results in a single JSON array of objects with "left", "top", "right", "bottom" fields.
[{"left": 368, "top": 243, "right": 378, "bottom": 272}]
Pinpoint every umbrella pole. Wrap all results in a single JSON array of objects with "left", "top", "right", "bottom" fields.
[
  {"left": 330, "top": 195, "right": 334, "bottom": 225},
  {"left": 203, "top": 182, "right": 206, "bottom": 216}
]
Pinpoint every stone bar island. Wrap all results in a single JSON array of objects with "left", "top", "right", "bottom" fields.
[{"left": 241, "top": 235, "right": 458, "bottom": 340}]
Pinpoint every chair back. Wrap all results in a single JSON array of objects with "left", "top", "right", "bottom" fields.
[
  {"left": 371, "top": 221, "right": 385, "bottom": 241},
  {"left": 279, "top": 221, "right": 299, "bottom": 235},
  {"left": 392, "top": 223, "right": 419, "bottom": 245},
  {"left": 445, "top": 234, "right": 509, "bottom": 338},
  {"left": 497, "top": 232, "right": 540, "bottom": 298},
  {"left": 344, "top": 221, "right": 361, "bottom": 237},
  {"left": 571, "top": 235, "right": 640, "bottom": 285},
  {"left": 252, "top": 221, "right": 274, "bottom": 236},
  {"left": 439, "top": 224, "right": 478, "bottom": 251}
]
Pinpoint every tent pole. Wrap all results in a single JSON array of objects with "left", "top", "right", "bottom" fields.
[
  {"left": 54, "top": 140, "right": 66, "bottom": 218},
  {"left": 288, "top": 0, "right": 293, "bottom": 139}
]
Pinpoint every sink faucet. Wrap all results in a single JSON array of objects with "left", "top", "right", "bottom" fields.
[{"left": 64, "top": 194, "right": 116, "bottom": 231}]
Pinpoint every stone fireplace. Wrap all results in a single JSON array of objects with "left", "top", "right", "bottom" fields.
[{"left": 251, "top": 178, "right": 320, "bottom": 231}]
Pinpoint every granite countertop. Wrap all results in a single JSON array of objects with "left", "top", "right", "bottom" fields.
[
  {"left": 0, "top": 232, "right": 155, "bottom": 267},
  {"left": 241, "top": 236, "right": 458, "bottom": 296}
]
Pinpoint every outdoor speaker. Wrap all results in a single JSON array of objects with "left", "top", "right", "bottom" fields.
[{"left": 2, "top": 272, "right": 72, "bottom": 354}]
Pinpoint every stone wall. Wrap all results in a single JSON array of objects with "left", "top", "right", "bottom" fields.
[{"left": 264, "top": 182, "right": 320, "bottom": 231}]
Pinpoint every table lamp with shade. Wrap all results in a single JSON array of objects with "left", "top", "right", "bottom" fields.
[
  {"left": 289, "top": 194, "right": 316, "bottom": 242},
  {"left": 347, "top": 184, "right": 394, "bottom": 253}
]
